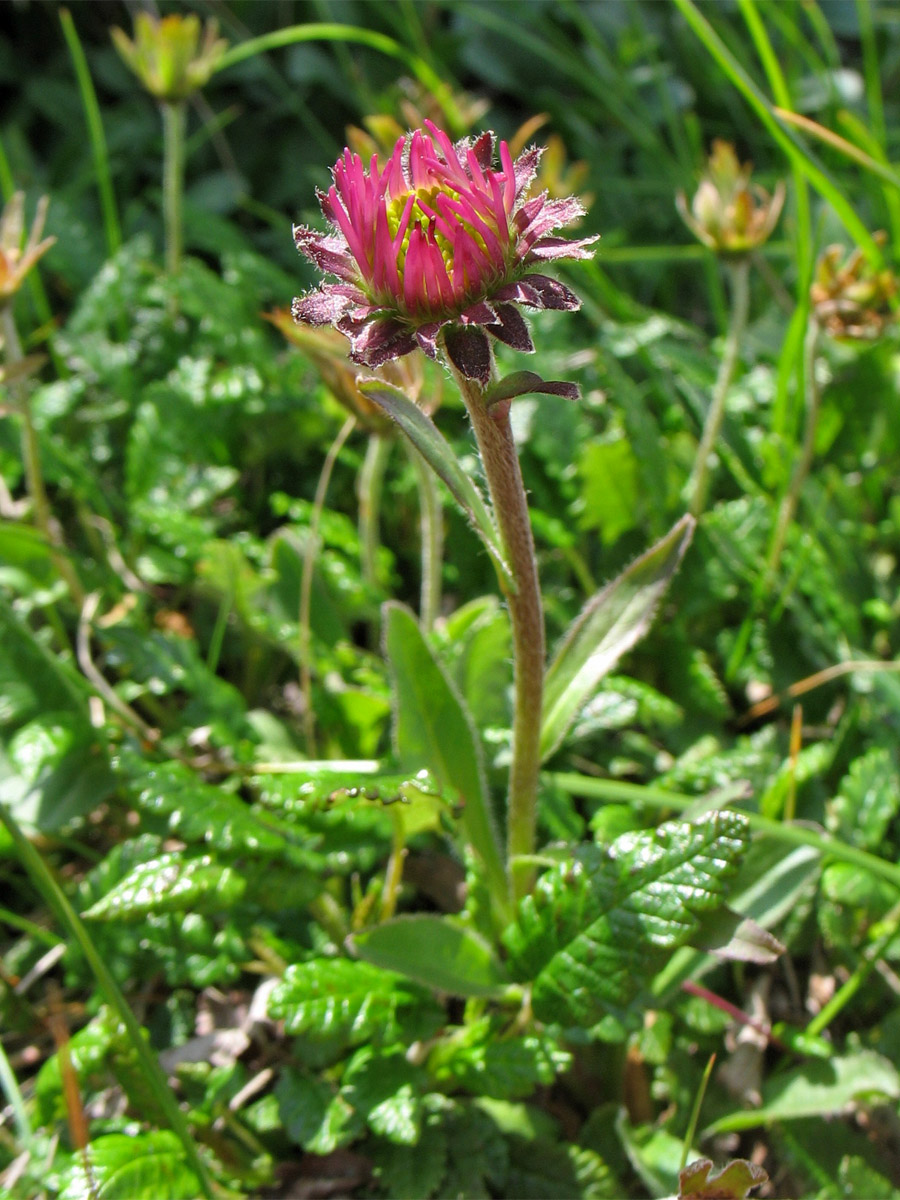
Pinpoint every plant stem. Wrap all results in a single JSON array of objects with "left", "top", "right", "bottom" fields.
[
  {"left": 408, "top": 442, "right": 443, "bottom": 631},
  {"left": 766, "top": 316, "right": 820, "bottom": 578},
  {"left": 357, "top": 433, "right": 390, "bottom": 599},
  {"left": 454, "top": 371, "right": 544, "bottom": 902},
  {"left": 3, "top": 305, "right": 84, "bottom": 607},
  {"left": 687, "top": 256, "right": 751, "bottom": 516},
  {"left": 162, "top": 100, "right": 186, "bottom": 275}
]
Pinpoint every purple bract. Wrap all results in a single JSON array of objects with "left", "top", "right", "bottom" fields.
[{"left": 292, "top": 120, "right": 597, "bottom": 380}]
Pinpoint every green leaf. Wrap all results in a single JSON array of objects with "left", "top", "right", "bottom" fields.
[
  {"left": 503, "top": 813, "right": 749, "bottom": 1027},
  {"left": 81, "top": 851, "right": 247, "bottom": 920},
  {"left": 351, "top": 914, "right": 511, "bottom": 998},
  {"left": 428, "top": 1018, "right": 571, "bottom": 1100},
  {"left": 359, "top": 378, "right": 512, "bottom": 586},
  {"left": 119, "top": 752, "right": 318, "bottom": 866},
  {"left": 578, "top": 436, "right": 642, "bottom": 544},
  {"left": 267, "top": 957, "right": 443, "bottom": 1047},
  {"left": 0, "top": 713, "right": 113, "bottom": 834},
  {"left": 342, "top": 1045, "right": 427, "bottom": 1144},
  {"left": 384, "top": 602, "right": 508, "bottom": 920},
  {"left": 828, "top": 746, "right": 900, "bottom": 851},
  {"left": 705, "top": 1051, "right": 900, "bottom": 1134},
  {"left": 540, "top": 516, "right": 694, "bottom": 761},
  {"left": 372, "top": 1098, "right": 450, "bottom": 1200},
  {"left": 276, "top": 1067, "right": 361, "bottom": 1154},
  {"left": 58, "top": 1131, "right": 202, "bottom": 1200},
  {"left": 505, "top": 1137, "right": 621, "bottom": 1199}
]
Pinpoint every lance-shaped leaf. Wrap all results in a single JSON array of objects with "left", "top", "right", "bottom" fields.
[
  {"left": 385, "top": 602, "right": 508, "bottom": 923},
  {"left": 540, "top": 515, "right": 695, "bottom": 761},
  {"left": 483, "top": 370, "right": 580, "bottom": 419},
  {"left": 359, "top": 377, "right": 513, "bottom": 587},
  {"left": 503, "top": 812, "right": 749, "bottom": 1028},
  {"left": 351, "top": 914, "right": 510, "bottom": 998}
]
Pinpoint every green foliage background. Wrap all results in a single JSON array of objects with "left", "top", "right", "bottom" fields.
[{"left": 3, "top": 2, "right": 900, "bottom": 1197}]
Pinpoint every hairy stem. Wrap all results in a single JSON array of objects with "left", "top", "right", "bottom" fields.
[
  {"left": 454, "top": 371, "right": 544, "bottom": 903},
  {"left": 687, "top": 256, "right": 751, "bottom": 516}
]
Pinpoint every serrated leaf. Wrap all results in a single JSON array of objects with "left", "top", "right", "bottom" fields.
[
  {"left": 540, "top": 515, "right": 694, "bottom": 761},
  {"left": 505, "top": 1136, "right": 621, "bottom": 1199},
  {"left": 58, "top": 1131, "right": 202, "bottom": 1200},
  {"left": 276, "top": 1067, "right": 361, "bottom": 1154},
  {"left": 429, "top": 1019, "right": 571, "bottom": 1100},
  {"left": 679, "top": 1157, "right": 768, "bottom": 1200},
  {"left": 705, "top": 1051, "right": 900, "bottom": 1134},
  {"left": 342, "top": 1046, "right": 426, "bottom": 1144},
  {"left": 120, "top": 753, "right": 317, "bottom": 866},
  {"left": 81, "top": 851, "right": 246, "bottom": 920},
  {"left": 372, "top": 1105, "right": 449, "bottom": 1200},
  {"left": 503, "top": 813, "right": 749, "bottom": 1027},
  {"left": 267, "top": 957, "right": 443, "bottom": 1047},
  {"left": 384, "top": 602, "right": 508, "bottom": 920},
  {"left": 351, "top": 914, "right": 510, "bottom": 998},
  {"left": 828, "top": 746, "right": 900, "bottom": 850},
  {"left": 360, "top": 378, "right": 512, "bottom": 585}
]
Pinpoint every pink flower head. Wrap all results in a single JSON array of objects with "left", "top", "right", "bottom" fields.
[{"left": 292, "top": 120, "right": 597, "bottom": 384}]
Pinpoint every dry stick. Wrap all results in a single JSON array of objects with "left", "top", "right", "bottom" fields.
[
  {"left": 688, "top": 256, "right": 751, "bottom": 517},
  {"left": 300, "top": 415, "right": 357, "bottom": 755},
  {"left": 455, "top": 372, "right": 544, "bottom": 902}
]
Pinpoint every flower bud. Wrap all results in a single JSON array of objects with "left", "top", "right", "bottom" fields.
[
  {"left": 112, "top": 13, "right": 227, "bottom": 103},
  {"left": 677, "top": 140, "right": 784, "bottom": 258},
  {"left": 811, "top": 234, "right": 897, "bottom": 341}
]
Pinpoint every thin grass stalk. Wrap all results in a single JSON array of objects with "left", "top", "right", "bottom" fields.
[
  {"left": 59, "top": 8, "right": 121, "bottom": 258},
  {"left": 737, "top": 0, "right": 815, "bottom": 448},
  {"left": 215, "top": 24, "right": 466, "bottom": 137},
  {"left": 3, "top": 306, "right": 84, "bottom": 607},
  {"left": 0, "top": 1035, "right": 31, "bottom": 1148},
  {"left": 805, "top": 901, "right": 900, "bottom": 1038},
  {"left": 0, "top": 803, "right": 215, "bottom": 1199},
  {"left": 766, "top": 316, "right": 820, "bottom": 577},
  {"left": 687, "top": 257, "right": 751, "bottom": 516},
  {"left": 453, "top": 370, "right": 544, "bottom": 903},
  {"left": 673, "top": 0, "right": 882, "bottom": 263},
  {"left": 357, "top": 434, "right": 391, "bottom": 599},
  {"left": 407, "top": 443, "right": 443, "bottom": 632},
  {"left": 300, "top": 415, "right": 356, "bottom": 756},
  {"left": 162, "top": 101, "right": 186, "bottom": 276}
]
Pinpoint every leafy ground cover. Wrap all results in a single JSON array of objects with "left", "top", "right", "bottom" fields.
[{"left": 3, "top": 2, "right": 900, "bottom": 1197}]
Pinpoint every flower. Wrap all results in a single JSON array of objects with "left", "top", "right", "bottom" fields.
[
  {"left": 292, "top": 121, "right": 597, "bottom": 382},
  {"left": 810, "top": 234, "right": 897, "bottom": 341},
  {"left": 677, "top": 140, "right": 784, "bottom": 258},
  {"left": 111, "top": 13, "right": 227, "bottom": 103},
  {"left": 0, "top": 193, "right": 55, "bottom": 307}
]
